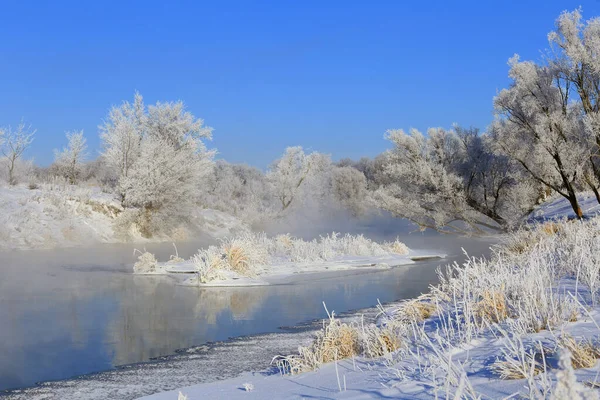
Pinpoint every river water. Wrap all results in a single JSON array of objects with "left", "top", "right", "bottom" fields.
[{"left": 0, "top": 229, "right": 496, "bottom": 394}]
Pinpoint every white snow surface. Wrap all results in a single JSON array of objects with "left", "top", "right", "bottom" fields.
[{"left": 530, "top": 192, "right": 600, "bottom": 221}]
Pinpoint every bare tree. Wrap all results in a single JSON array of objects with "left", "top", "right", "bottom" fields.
[
  {"left": 53, "top": 130, "right": 88, "bottom": 184},
  {"left": 0, "top": 121, "right": 35, "bottom": 185}
]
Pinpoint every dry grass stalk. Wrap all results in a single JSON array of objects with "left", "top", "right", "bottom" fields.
[
  {"left": 541, "top": 222, "right": 561, "bottom": 235},
  {"left": 273, "top": 305, "right": 362, "bottom": 374},
  {"left": 491, "top": 354, "right": 543, "bottom": 380},
  {"left": 559, "top": 335, "right": 600, "bottom": 369},
  {"left": 224, "top": 245, "right": 251, "bottom": 274},
  {"left": 395, "top": 299, "right": 436, "bottom": 323},
  {"left": 474, "top": 290, "right": 508, "bottom": 324}
]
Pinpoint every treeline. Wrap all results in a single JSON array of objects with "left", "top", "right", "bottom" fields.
[{"left": 1, "top": 9, "right": 599, "bottom": 236}]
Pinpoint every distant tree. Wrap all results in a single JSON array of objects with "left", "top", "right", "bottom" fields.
[
  {"left": 266, "top": 146, "right": 330, "bottom": 213},
  {"left": 330, "top": 166, "right": 369, "bottom": 216},
  {"left": 53, "top": 130, "right": 88, "bottom": 184},
  {"left": 0, "top": 121, "right": 35, "bottom": 185},
  {"left": 99, "top": 92, "right": 144, "bottom": 190},
  {"left": 199, "top": 161, "right": 274, "bottom": 225}
]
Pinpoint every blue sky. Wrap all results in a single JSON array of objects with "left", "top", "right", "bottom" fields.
[{"left": 1, "top": 0, "right": 599, "bottom": 168}]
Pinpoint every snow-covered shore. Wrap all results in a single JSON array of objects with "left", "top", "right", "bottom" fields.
[{"left": 0, "top": 185, "right": 248, "bottom": 250}]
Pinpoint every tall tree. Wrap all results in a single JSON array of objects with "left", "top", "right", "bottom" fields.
[{"left": 492, "top": 55, "right": 589, "bottom": 218}]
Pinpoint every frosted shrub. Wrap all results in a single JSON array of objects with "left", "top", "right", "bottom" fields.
[
  {"left": 384, "top": 238, "right": 410, "bottom": 255},
  {"left": 133, "top": 250, "right": 158, "bottom": 274},
  {"left": 182, "top": 232, "right": 410, "bottom": 283},
  {"left": 191, "top": 247, "right": 226, "bottom": 283},
  {"left": 219, "top": 232, "right": 269, "bottom": 275}
]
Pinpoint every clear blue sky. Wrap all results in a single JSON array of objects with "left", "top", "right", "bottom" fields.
[{"left": 1, "top": 0, "right": 599, "bottom": 168}]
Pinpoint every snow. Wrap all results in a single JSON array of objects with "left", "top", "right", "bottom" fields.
[
  {"left": 529, "top": 192, "right": 600, "bottom": 221},
  {"left": 0, "top": 185, "right": 248, "bottom": 250}
]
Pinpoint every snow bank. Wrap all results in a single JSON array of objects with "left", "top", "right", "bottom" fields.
[
  {"left": 0, "top": 185, "right": 248, "bottom": 250},
  {"left": 133, "top": 232, "right": 440, "bottom": 286}
]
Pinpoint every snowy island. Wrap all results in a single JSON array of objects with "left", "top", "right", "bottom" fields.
[{"left": 132, "top": 232, "right": 444, "bottom": 287}]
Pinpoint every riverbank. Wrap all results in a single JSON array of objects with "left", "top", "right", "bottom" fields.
[{"left": 0, "top": 185, "right": 247, "bottom": 250}]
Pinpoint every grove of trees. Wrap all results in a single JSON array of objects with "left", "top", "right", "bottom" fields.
[{"left": 2, "top": 9, "right": 600, "bottom": 236}]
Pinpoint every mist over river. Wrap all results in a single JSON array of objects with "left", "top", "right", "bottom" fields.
[{"left": 0, "top": 225, "right": 496, "bottom": 394}]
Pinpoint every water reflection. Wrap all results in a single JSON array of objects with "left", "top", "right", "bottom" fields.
[{"left": 0, "top": 232, "right": 495, "bottom": 391}]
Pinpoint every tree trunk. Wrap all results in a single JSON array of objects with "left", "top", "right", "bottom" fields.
[
  {"left": 590, "top": 181, "right": 600, "bottom": 205},
  {"left": 567, "top": 193, "right": 583, "bottom": 219}
]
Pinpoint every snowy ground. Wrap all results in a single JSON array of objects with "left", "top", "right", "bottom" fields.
[
  {"left": 0, "top": 185, "right": 247, "bottom": 250},
  {"left": 529, "top": 192, "right": 600, "bottom": 221},
  {"left": 141, "top": 304, "right": 600, "bottom": 400}
]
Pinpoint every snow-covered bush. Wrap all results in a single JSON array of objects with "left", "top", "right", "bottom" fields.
[
  {"left": 191, "top": 246, "right": 227, "bottom": 283},
  {"left": 180, "top": 232, "right": 411, "bottom": 283},
  {"left": 133, "top": 250, "right": 158, "bottom": 273}
]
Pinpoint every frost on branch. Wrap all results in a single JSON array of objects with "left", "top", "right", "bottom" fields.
[{"left": 373, "top": 126, "right": 537, "bottom": 234}]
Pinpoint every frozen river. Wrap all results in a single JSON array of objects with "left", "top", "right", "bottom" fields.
[{"left": 0, "top": 227, "right": 496, "bottom": 397}]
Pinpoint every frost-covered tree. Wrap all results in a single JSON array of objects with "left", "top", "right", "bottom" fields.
[
  {"left": 330, "top": 166, "right": 368, "bottom": 216},
  {"left": 0, "top": 121, "right": 35, "bottom": 185},
  {"left": 548, "top": 9, "right": 600, "bottom": 202},
  {"left": 199, "top": 161, "right": 275, "bottom": 225},
  {"left": 492, "top": 55, "right": 590, "bottom": 218},
  {"left": 266, "top": 146, "right": 330, "bottom": 213},
  {"left": 373, "top": 127, "right": 536, "bottom": 234},
  {"left": 101, "top": 93, "right": 215, "bottom": 236},
  {"left": 99, "top": 92, "right": 144, "bottom": 185},
  {"left": 52, "top": 130, "right": 88, "bottom": 184}
]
